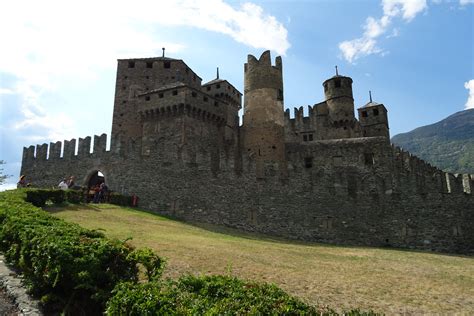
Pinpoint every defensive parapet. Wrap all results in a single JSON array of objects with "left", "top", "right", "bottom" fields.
[
  {"left": 391, "top": 145, "right": 473, "bottom": 195},
  {"left": 243, "top": 50, "right": 287, "bottom": 178},
  {"left": 21, "top": 134, "right": 110, "bottom": 164}
]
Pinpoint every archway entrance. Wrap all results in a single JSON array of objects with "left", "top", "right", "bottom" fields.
[{"left": 88, "top": 170, "right": 105, "bottom": 188}]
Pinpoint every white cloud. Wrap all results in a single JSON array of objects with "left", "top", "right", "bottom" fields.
[
  {"left": 339, "top": 0, "right": 427, "bottom": 63},
  {"left": 460, "top": 0, "right": 474, "bottom": 5},
  {"left": 464, "top": 80, "right": 474, "bottom": 109},
  {"left": 383, "top": 0, "right": 428, "bottom": 21},
  {"left": 0, "top": 88, "right": 15, "bottom": 95},
  {"left": 0, "top": 0, "right": 289, "bottom": 143}
]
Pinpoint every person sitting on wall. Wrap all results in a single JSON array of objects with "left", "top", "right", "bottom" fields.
[
  {"left": 58, "top": 179, "right": 68, "bottom": 190},
  {"left": 67, "top": 176, "right": 75, "bottom": 189},
  {"left": 17, "top": 175, "right": 28, "bottom": 188}
]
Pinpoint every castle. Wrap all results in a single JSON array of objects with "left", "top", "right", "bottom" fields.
[{"left": 20, "top": 51, "right": 473, "bottom": 254}]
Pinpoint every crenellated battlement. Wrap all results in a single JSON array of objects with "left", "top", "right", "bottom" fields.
[
  {"left": 22, "top": 133, "right": 110, "bottom": 162},
  {"left": 391, "top": 145, "right": 472, "bottom": 194}
]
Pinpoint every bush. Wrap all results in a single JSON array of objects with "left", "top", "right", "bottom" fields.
[
  {"left": 48, "top": 189, "right": 65, "bottom": 204},
  {"left": 66, "top": 189, "right": 83, "bottom": 204},
  {"left": 25, "top": 189, "right": 50, "bottom": 207},
  {"left": 107, "top": 275, "right": 321, "bottom": 315},
  {"left": 109, "top": 192, "right": 132, "bottom": 206},
  {"left": 0, "top": 190, "right": 163, "bottom": 315}
]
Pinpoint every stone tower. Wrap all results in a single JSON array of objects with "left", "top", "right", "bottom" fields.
[
  {"left": 322, "top": 73, "right": 359, "bottom": 138},
  {"left": 358, "top": 100, "right": 390, "bottom": 139},
  {"left": 110, "top": 56, "right": 202, "bottom": 148},
  {"left": 242, "top": 51, "right": 287, "bottom": 178}
]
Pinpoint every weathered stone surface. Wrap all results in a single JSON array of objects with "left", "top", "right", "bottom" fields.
[
  {"left": 19, "top": 51, "right": 474, "bottom": 255},
  {"left": 0, "top": 255, "right": 42, "bottom": 316}
]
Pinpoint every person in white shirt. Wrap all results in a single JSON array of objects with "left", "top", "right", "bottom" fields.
[{"left": 58, "top": 179, "right": 68, "bottom": 190}]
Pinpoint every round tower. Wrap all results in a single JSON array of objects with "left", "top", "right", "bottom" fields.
[
  {"left": 243, "top": 50, "right": 287, "bottom": 178},
  {"left": 322, "top": 73, "right": 355, "bottom": 123}
]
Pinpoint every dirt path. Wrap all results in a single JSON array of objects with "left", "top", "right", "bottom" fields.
[{"left": 0, "top": 287, "right": 19, "bottom": 315}]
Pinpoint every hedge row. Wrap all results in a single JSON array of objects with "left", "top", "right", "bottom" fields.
[
  {"left": 107, "top": 275, "right": 325, "bottom": 315},
  {"left": 24, "top": 188, "right": 134, "bottom": 207},
  {"left": 25, "top": 189, "right": 82, "bottom": 207},
  {"left": 0, "top": 190, "right": 162, "bottom": 315}
]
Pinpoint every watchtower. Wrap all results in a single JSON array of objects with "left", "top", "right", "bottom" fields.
[
  {"left": 357, "top": 92, "right": 389, "bottom": 139},
  {"left": 323, "top": 70, "right": 356, "bottom": 118},
  {"left": 243, "top": 50, "right": 287, "bottom": 178}
]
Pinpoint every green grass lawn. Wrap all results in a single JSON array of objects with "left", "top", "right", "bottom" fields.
[{"left": 48, "top": 203, "right": 474, "bottom": 314}]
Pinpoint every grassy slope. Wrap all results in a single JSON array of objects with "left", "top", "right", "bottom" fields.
[{"left": 48, "top": 204, "right": 474, "bottom": 314}]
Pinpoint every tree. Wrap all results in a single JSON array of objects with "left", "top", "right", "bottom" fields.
[{"left": 0, "top": 160, "right": 11, "bottom": 185}]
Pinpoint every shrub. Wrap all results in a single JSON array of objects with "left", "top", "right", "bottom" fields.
[
  {"left": 109, "top": 192, "right": 132, "bottom": 206},
  {"left": 25, "top": 189, "right": 50, "bottom": 207},
  {"left": 66, "top": 189, "right": 83, "bottom": 204},
  {"left": 106, "top": 275, "right": 321, "bottom": 315},
  {"left": 48, "top": 189, "right": 65, "bottom": 204},
  {"left": 0, "top": 190, "right": 163, "bottom": 315}
]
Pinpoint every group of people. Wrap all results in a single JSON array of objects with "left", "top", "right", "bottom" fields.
[
  {"left": 89, "top": 182, "right": 109, "bottom": 203},
  {"left": 57, "top": 176, "right": 75, "bottom": 190}
]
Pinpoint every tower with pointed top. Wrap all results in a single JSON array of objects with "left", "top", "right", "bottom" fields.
[
  {"left": 357, "top": 93, "right": 390, "bottom": 139},
  {"left": 243, "top": 50, "right": 287, "bottom": 178}
]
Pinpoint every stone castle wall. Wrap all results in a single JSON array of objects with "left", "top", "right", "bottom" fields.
[{"left": 20, "top": 134, "right": 474, "bottom": 254}]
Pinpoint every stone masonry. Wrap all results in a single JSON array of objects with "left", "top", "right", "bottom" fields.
[{"left": 20, "top": 51, "right": 474, "bottom": 254}]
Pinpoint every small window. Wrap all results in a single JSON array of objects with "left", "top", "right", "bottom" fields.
[
  {"left": 362, "top": 111, "right": 368, "bottom": 117},
  {"left": 364, "top": 153, "right": 374, "bottom": 166},
  {"left": 193, "top": 75, "right": 196, "bottom": 81},
  {"left": 216, "top": 84, "right": 220, "bottom": 89},
  {"left": 214, "top": 101, "right": 219, "bottom": 107},
  {"left": 158, "top": 93, "right": 164, "bottom": 98},
  {"left": 124, "top": 76, "right": 128, "bottom": 79},
  {"left": 373, "top": 108, "right": 379, "bottom": 116},
  {"left": 164, "top": 61, "right": 171, "bottom": 68},
  {"left": 185, "top": 68, "right": 189, "bottom": 74},
  {"left": 303, "top": 135, "right": 308, "bottom": 142},
  {"left": 227, "top": 85, "right": 230, "bottom": 90},
  {"left": 192, "top": 92, "right": 197, "bottom": 97},
  {"left": 146, "top": 62, "right": 153, "bottom": 68},
  {"left": 145, "top": 76, "right": 150, "bottom": 79},
  {"left": 277, "top": 89, "right": 283, "bottom": 101},
  {"left": 120, "top": 113, "right": 124, "bottom": 117},
  {"left": 206, "top": 86, "right": 211, "bottom": 91},
  {"left": 334, "top": 79, "right": 341, "bottom": 88},
  {"left": 122, "top": 100, "right": 127, "bottom": 104},
  {"left": 203, "top": 96, "right": 208, "bottom": 102},
  {"left": 145, "top": 96, "right": 150, "bottom": 101},
  {"left": 128, "top": 61, "right": 135, "bottom": 68},
  {"left": 122, "top": 86, "right": 126, "bottom": 90},
  {"left": 324, "top": 83, "right": 328, "bottom": 92},
  {"left": 304, "top": 157, "right": 313, "bottom": 168},
  {"left": 172, "top": 90, "right": 178, "bottom": 96},
  {"left": 308, "top": 134, "right": 313, "bottom": 141}
]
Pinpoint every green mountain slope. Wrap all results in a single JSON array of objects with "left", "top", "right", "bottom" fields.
[{"left": 391, "top": 109, "right": 474, "bottom": 174}]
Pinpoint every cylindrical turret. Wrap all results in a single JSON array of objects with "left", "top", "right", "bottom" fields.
[
  {"left": 243, "top": 50, "right": 287, "bottom": 178},
  {"left": 322, "top": 75, "right": 355, "bottom": 123}
]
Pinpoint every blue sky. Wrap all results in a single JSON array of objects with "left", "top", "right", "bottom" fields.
[{"left": 0, "top": 0, "right": 473, "bottom": 190}]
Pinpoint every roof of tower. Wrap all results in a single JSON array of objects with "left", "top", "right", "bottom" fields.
[
  {"left": 117, "top": 56, "right": 179, "bottom": 61},
  {"left": 361, "top": 101, "right": 381, "bottom": 108},
  {"left": 322, "top": 75, "right": 353, "bottom": 85},
  {"left": 203, "top": 78, "right": 226, "bottom": 85}
]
